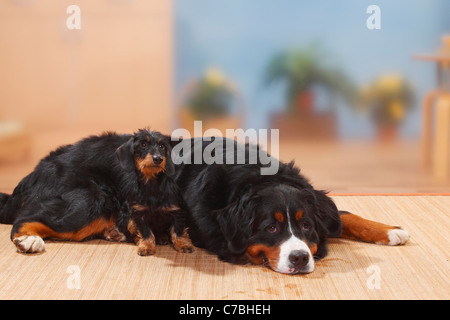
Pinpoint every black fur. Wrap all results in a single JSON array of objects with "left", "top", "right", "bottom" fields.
[
  {"left": 0, "top": 129, "right": 192, "bottom": 254},
  {"left": 172, "top": 137, "right": 342, "bottom": 269}
]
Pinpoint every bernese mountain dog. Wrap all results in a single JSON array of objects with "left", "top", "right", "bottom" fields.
[
  {"left": 0, "top": 129, "right": 193, "bottom": 256},
  {"left": 172, "top": 137, "right": 410, "bottom": 274}
]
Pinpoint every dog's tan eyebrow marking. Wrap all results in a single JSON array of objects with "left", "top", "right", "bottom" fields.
[
  {"left": 295, "top": 210, "right": 303, "bottom": 221},
  {"left": 132, "top": 204, "right": 149, "bottom": 212},
  {"left": 274, "top": 212, "right": 284, "bottom": 222}
]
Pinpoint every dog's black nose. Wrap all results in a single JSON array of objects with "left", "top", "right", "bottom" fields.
[
  {"left": 152, "top": 155, "right": 163, "bottom": 165},
  {"left": 289, "top": 250, "right": 309, "bottom": 268}
]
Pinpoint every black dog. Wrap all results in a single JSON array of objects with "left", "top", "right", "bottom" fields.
[
  {"left": 0, "top": 129, "right": 193, "bottom": 255},
  {"left": 172, "top": 137, "right": 410, "bottom": 274}
]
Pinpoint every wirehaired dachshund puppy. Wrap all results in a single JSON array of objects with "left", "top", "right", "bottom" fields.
[{"left": 0, "top": 129, "right": 194, "bottom": 256}]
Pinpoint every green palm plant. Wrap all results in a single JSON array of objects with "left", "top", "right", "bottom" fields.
[
  {"left": 264, "top": 45, "right": 357, "bottom": 113},
  {"left": 185, "top": 68, "right": 236, "bottom": 120}
]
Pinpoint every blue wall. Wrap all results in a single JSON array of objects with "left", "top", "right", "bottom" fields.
[{"left": 175, "top": 0, "right": 450, "bottom": 138}]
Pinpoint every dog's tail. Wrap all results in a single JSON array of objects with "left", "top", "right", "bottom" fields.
[{"left": 0, "top": 193, "right": 15, "bottom": 224}]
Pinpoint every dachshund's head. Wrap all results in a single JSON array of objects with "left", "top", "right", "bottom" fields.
[{"left": 116, "top": 129, "right": 175, "bottom": 181}]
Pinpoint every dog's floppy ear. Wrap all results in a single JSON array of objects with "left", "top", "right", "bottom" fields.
[
  {"left": 303, "top": 189, "right": 341, "bottom": 260},
  {"left": 116, "top": 137, "right": 135, "bottom": 170},
  {"left": 216, "top": 193, "right": 258, "bottom": 255},
  {"left": 295, "top": 188, "right": 341, "bottom": 260},
  {"left": 297, "top": 188, "right": 341, "bottom": 238},
  {"left": 313, "top": 190, "right": 342, "bottom": 238}
]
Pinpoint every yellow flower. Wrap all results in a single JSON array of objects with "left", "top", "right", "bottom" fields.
[
  {"left": 375, "top": 74, "right": 403, "bottom": 94},
  {"left": 389, "top": 100, "right": 405, "bottom": 121},
  {"left": 205, "top": 67, "right": 225, "bottom": 87}
]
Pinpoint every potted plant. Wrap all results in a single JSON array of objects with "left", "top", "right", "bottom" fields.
[
  {"left": 180, "top": 67, "right": 243, "bottom": 134},
  {"left": 264, "top": 45, "right": 357, "bottom": 114},
  {"left": 359, "top": 74, "right": 415, "bottom": 140},
  {"left": 264, "top": 45, "right": 356, "bottom": 140}
]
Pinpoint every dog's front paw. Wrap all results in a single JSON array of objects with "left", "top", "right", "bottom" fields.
[
  {"left": 171, "top": 228, "right": 194, "bottom": 253},
  {"left": 137, "top": 237, "right": 156, "bottom": 256},
  {"left": 137, "top": 246, "right": 156, "bottom": 256},
  {"left": 173, "top": 241, "right": 194, "bottom": 253}
]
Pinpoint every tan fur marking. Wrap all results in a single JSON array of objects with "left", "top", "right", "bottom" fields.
[
  {"left": 340, "top": 213, "right": 398, "bottom": 245},
  {"left": 308, "top": 243, "right": 318, "bottom": 256},
  {"left": 137, "top": 233, "right": 156, "bottom": 256},
  {"left": 161, "top": 205, "right": 180, "bottom": 212},
  {"left": 132, "top": 204, "right": 149, "bottom": 212},
  {"left": 127, "top": 219, "right": 137, "bottom": 237},
  {"left": 127, "top": 219, "right": 157, "bottom": 256},
  {"left": 246, "top": 243, "right": 281, "bottom": 269},
  {"left": 103, "top": 225, "right": 126, "bottom": 242},
  {"left": 136, "top": 154, "right": 166, "bottom": 182},
  {"left": 14, "top": 218, "right": 115, "bottom": 242},
  {"left": 170, "top": 227, "right": 194, "bottom": 253},
  {"left": 274, "top": 212, "right": 284, "bottom": 222}
]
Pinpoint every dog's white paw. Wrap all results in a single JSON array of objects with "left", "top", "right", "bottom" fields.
[
  {"left": 13, "top": 235, "right": 45, "bottom": 253},
  {"left": 387, "top": 228, "right": 410, "bottom": 246}
]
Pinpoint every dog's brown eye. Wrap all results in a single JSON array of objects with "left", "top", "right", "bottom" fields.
[
  {"left": 140, "top": 142, "right": 147, "bottom": 148},
  {"left": 301, "top": 222, "right": 311, "bottom": 231},
  {"left": 266, "top": 225, "right": 278, "bottom": 233},
  {"left": 159, "top": 144, "right": 166, "bottom": 150}
]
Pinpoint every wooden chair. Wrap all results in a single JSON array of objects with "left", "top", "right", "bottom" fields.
[
  {"left": 421, "top": 91, "right": 450, "bottom": 178},
  {"left": 416, "top": 36, "right": 450, "bottom": 178}
]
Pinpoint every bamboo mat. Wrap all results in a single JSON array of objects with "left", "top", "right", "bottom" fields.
[{"left": 0, "top": 196, "right": 448, "bottom": 300}]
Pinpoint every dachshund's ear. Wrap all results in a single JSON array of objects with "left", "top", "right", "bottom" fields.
[
  {"left": 116, "top": 137, "right": 135, "bottom": 170},
  {"left": 216, "top": 193, "right": 258, "bottom": 255}
]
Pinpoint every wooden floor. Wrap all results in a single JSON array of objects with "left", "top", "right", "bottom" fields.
[
  {"left": 278, "top": 139, "right": 450, "bottom": 194},
  {"left": 0, "top": 195, "right": 448, "bottom": 300}
]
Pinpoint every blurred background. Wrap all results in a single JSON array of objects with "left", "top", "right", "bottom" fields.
[{"left": 1, "top": 0, "right": 450, "bottom": 194}]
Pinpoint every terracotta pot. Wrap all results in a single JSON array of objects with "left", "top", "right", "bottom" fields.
[
  {"left": 376, "top": 125, "right": 398, "bottom": 141},
  {"left": 295, "top": 91, "right": 314, "bottom": 114},
  {"left": 179, "top": 109, "right": 242, "bottom": 136}
]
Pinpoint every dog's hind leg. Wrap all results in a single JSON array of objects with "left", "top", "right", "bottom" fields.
[
  {"left": 11, "top": 221, "right": 48, "bottom": 254},
  {"left": 13, "top": 235, "right": 46, "bottom": 254},
  {"left": 338, "top": 211, "right": 410, "bottom": 245},
  {"left": 10, "top": 199, "right": 65, "bottom": 253},
  {"left": 103, "top": 224, "right": 127, "bottom": 242},
  {"left": 10, "top": 190, "right": 113, "bottom": 253}
]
